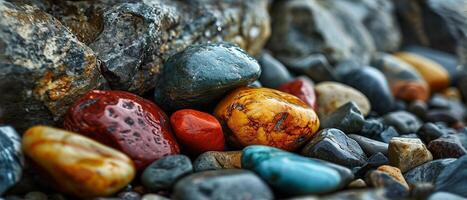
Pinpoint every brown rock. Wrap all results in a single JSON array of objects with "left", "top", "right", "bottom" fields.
[
  {"left": 376, "top": 165, "right": 409, "bottom": 189},
  {"left": 388, "top": 137, "right": 433, "bottom": 172},
  {"left": 193, "top": 151, "right": 242, "bottom": 171}
]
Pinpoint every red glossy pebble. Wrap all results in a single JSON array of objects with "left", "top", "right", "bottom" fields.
[
  {"left": 278, "top": 77, "right": 317, "bottom": 110},
  {"left": 64, "top": 90, "right": 180, "bottom": 170},
  {"left": 170, "top": 109, "right": 225, "bottom": 155}
]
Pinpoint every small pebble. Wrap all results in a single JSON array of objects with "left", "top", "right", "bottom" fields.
[
  {"left": 193, "top": 151, "right": 242, "bottom": 171},
  {"left": 388, "top": 137, "right": 433, "bottom": 172},
  {"left": 141, "top": 155, "right": 193, "bottom": 192}
]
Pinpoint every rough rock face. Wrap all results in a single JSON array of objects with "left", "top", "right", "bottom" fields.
[
  {"left": 0, "top": 1, "right": 106, "bottom": 131},
  {"left": 30, "top": 0, "right": 271, "bottom": 93},
  {"left": 267, "top": 0, "right": 400, "bottom": 66},
  {"left": 428, "top": 0, "right": 467, "bottom": 67}
]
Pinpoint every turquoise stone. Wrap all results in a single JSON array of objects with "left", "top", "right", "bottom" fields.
[{"left": 242, "top": 145, "right": 342, "bottom": 195}]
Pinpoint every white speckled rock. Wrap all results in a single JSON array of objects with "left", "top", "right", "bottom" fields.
[{"left": 0, "top": 126, "right": 24, "bottom": 195}]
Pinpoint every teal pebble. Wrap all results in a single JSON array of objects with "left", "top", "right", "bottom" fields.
[{"left": 242, "top": 145, "right": 342, "bottom": 195}]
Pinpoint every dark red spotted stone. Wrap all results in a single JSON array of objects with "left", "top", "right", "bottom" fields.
[
  {"left": 278, "top": 77, "right": 317, "bottom": 110},
  {"left": 64, "top": 90, "right": 180, "bottom": 170},
  {"left": 170, "top": 109, "right": 225, "bottom": 155}
]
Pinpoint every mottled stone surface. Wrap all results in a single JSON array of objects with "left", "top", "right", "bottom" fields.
[
  {"left": 141, "top": 155, "right": 193, "bottom": 192},
  {"left": 0, "top": 126, "right": 24, "bottom": 195},
  {"left": 193, "top": 151, "right": 242, "bottom": 172},
  {"left": 388, "top": 137, "right": 433, "bottom": 172},
  {"left": 435, "top": 155, "right": 467, "bottom": 197},
  {"left": 173, "top": 169, "right": 273, "bottom": 200},
  {"left": 0, "top": 1, "right": 106, "bottom": 131},
  {"left": 20, "top": 0, "right": 270, "bottom": 94},
  {"left": 404, "top": 158, "right": 456, "bottom": 185},
  {"left": 428, "top": 135, "right": 467, "bottom": 159},
  {"left": 301, "top": 129, "right": 367, "bottom": 168},
  {"left": 367, "top": 170, "right": 409, "bottom": 198}
]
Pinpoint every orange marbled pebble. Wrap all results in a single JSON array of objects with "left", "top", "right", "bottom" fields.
[
  {"left": 22, "top": 126, "right": 135, "bottom": 198},
  {"left": 214, "top": 87, "right": 319, "bottom": 151},
  {"left": 394, "top": 52, "right": 450, "bottom": 92}
]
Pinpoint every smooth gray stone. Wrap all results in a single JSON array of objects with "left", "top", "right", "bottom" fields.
[
  {"left": 429, "top": 192, "right": 467, "bottom": 200},
  {"left": 173, "top": 169, "right": 273, "bottom": 200},
  {"left": 382, "top": 111, "right": 422, "bottom": 134},
  {"left": 348, "top": 134, "right": 388, "bottom": 156},
  {"left": 258, "top": 52, "right": 293, "bottom": 88},
  {"left": 141, "top": 155, "right": 193, "bottom": 192},
  {"left": 320, "top": 102, "right": 365, "bottom": 134}
]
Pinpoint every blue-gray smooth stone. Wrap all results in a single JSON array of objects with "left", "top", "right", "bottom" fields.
[
  {"left": 0, "top": 126, "right": 23, "bottom": 195},
  {"left": 436, "top": 155, "right": 467, "bottom": 197}
]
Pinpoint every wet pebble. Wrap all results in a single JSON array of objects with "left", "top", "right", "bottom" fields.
[
  {"left": 0, "top": 126, "right": 24, "bottom": 195},
  {"left": 366, "top": 170, "right": 409, "bottom": 198},
  {"left": 64, "top": 90, "right": 180, "bottom": 170},
  {"left": 242, "top": 145, "right": 345, "bottom": 195},
  {"left": 301, "top": 128, "right": 367, "bottom": 168},
  {"left": 22, "top": 126, "right": 135, "bottom": 198},
  {"left": 382, "top": 111, "right": 422, "bottom": 134},
  {"left": 258, "top": 52, "right": 293, "bottom": 88},
  {"left": 320, "top": 102, "right": 365, "bottom": 134},
  {"left": 340, "top": 66, "right": 394, "bottom": 115},
  {"left": 388, "top": 137, "right": 433, "bottom": 172},
  {"left": 173, "top": 169, "right": 273, "bottom": 200},
  {"left": 141, "top": 155, "right": 193, "bottom": 192},
  {"left": 214, "top": 87, "right": 319, "bottom": 151},
  {"left": 348, "top": 134, "right": 388, "bottom": 156},
  {"left": 170, "top": 109, "right": 225, "bottom": 155},
  {"left": 154, "top": 42, "right": 261, "bottom": 111}
]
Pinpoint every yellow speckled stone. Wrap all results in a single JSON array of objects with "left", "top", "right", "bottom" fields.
[
  {"left": 214, "top": 87, "right": 319, "bottom": 151},
  {"left": 394, "top": 52, "right": 450, "bottom": 92},
  {"left": 22, "top": 126, "right": 135, "bottom": 198}
]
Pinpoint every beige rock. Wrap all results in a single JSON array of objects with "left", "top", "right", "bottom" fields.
[
  {"left": 347, "top": 179, "right": 367, "bottom": 189},
  {"left": 22, "top": 126, "right": 135, "bottom": 198},
  {"left": 388, "top": 137, "right": 433, "bottom": 172},
  {"left": 315, "top": 82, "right": 371, "bottom": 117}
]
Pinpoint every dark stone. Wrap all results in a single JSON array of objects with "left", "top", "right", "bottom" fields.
[
  {"left": 248, "top": 80, "right": 262, "bottom": 88},
  {"left": 366, "top": 170, "right": 409, "bottom": 198},
  {"left": 348, "top": 134, "right": 388, "bottom": 156},
  {"left": 428, "top": 135, "right": 467, "bottom": 159},
  {"left": 35, "top": 0, "right": 270, "bottom": 94},
  {"left": 361, "top": 120, "right": 399, "bottom": 143},
  {"left": 429, "top": 192, "right": 467, "bottom": 200},
  {"left": 426, "top": 109, "right": 462, "bottom": 127},
  {"left": 258, "top": 52, "right": 293, "bottom": 88},
  {"left": 301, "top": 128, "right": 367, "bottom": 168},
  {"left": 408, "top": 100, "right": 428, "bottom": 119},
  {"left": 277, "top": 54, "right": 337, "bottom": 83},
  {"left": 141, "top": 155, "right": 193, "bottom": 192},
  {"left": 354, "top": 152, "right": 389, "bottom": 178},
  {"left": 0, "top": 126, "right": 24, "bottom": 195},
  {"left": 382, "top": 111, "right": 422, "bottom": 134},
  {"left": 320, "top": 102, "right": 365, "bottom": 134},
  {"left": 316, "top": 189, "right": 390, "bottom": 200},
  {"left": 154, "top": 42, "right": 261, "bottom": 111},
  {"left": 341, "top": 66, "right": 394, "bottom": 115},
  {"left": 399, "top": 133, "right": 420, "bottom": 139},
  {"left": 0, "top": 1, "right": 107, "bottom": 131},
  {"left": 172, "top": 169, "right": 273, "bottom": 200},
  {"left": 118, "top": 192, "right": 141, "bottom": 200},
  {"left": 411, "top": 182, "right": 436, "bottom": 200},
  {"left": 267, "top": 0, "right": 377, "bottom": 66},
  {"left": 417, "top": 123, "right": 447, "bottom": 144},
  {"left": 436, "top": 155, "right": 467, "bottom": 197},
  {"left": 404, "top": 158, "right": 456, "bottom": 185},
  {"left": 429, "top": 95, "right": 452, "bottom": 109}
]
